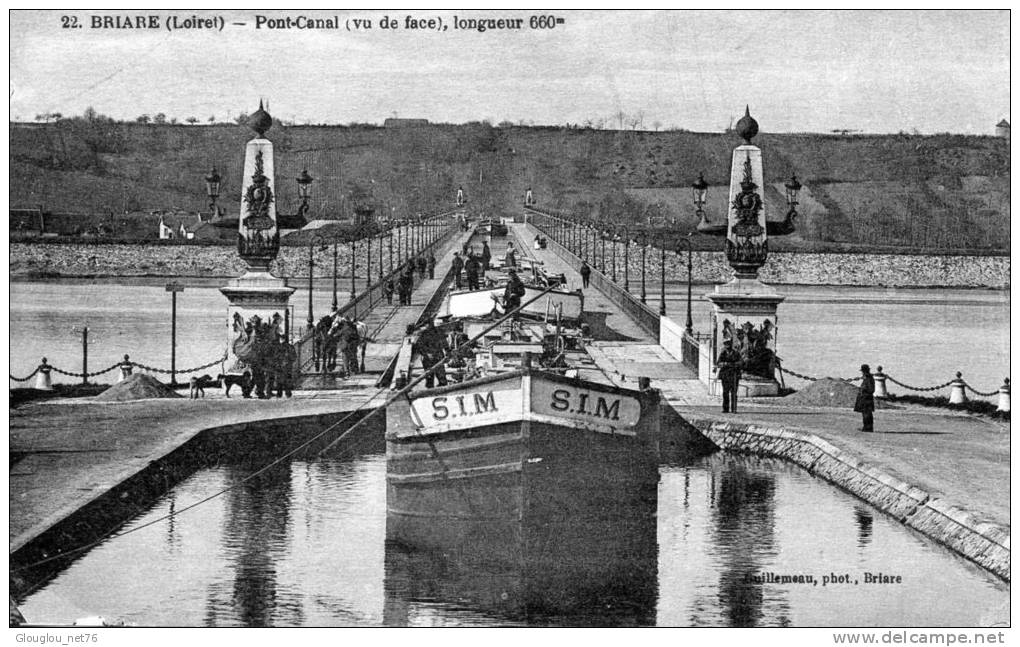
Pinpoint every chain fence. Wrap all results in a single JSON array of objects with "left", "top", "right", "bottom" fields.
[
  {"left": 778, "top": 365, "right": 1004, "bottom": 396},
  {"left": 10, "top": 352, "right": 227, "bottom": 384}
]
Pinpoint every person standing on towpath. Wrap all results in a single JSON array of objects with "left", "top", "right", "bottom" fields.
[
  {"left": 716, "top": 339, "right": 743, "bottom": 413},
  {"left": 855, "top": 364, "right": 876, "bottom": 432},
  {"left": 579, "top": 260, "right": 592, "bottom": 289}
]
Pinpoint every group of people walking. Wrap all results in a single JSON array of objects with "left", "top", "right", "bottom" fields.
[{"left": 385, "top": 253, "right": 436, "bottom": 306}]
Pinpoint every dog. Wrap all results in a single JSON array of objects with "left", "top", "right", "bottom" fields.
[
  {"left": 189, "top": 374, "right": 218, "bottom": 399},
  {"left": 215, "top": 372, "right": 250, "bottom": 398}
]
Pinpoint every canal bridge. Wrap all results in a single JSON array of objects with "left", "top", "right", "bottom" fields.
[{"left": 9, "top": 204, "right": 1010, "bottom": 602}]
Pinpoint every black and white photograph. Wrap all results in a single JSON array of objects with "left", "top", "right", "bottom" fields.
[{"left": 7, "top": 8, "right": 1011, "bottom": 638}]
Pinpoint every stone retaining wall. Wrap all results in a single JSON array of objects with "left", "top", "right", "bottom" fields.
[
  {"left": 10, "top": 241, "right": 1011, "bottom": 287},
  {"left": 682, "top": 414, "right": 1010, "bottom": 582}
]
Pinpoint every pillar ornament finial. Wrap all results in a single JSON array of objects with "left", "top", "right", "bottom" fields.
[
  {"left": 735, "top": 105, "right": 759, "bottom": 145},
  {"left": 249, "top": 100, "right": 273, "bottom": 137}
]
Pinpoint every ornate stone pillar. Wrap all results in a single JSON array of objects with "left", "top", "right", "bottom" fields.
[
  {"left": 220, "top": 101, "right": 295, "bottom": 378},
  {"left": 705, "top": 107, "right": 785, "bottom": 396}
]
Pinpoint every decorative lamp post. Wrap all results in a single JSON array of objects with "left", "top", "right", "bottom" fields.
[
  {"left": 675, "top": 236, "right": 694, "bottom": 334},
  {"left": 600, "top": 224, "right": 607, "bottom": 272},
  {"left": 610, "top": 227, "right": 618, "bottom": 283},
  {"left": 639, "top": 230, "right": 647, "bottom": 304},
  {"left": 692, "top": 172, "right": 709, "bottom": 230},
  {"left": 622, "top": 227, "right": 630, "bottom": 291},
  {"left": 366, "top": 227, "right": 373, "bottom": 289},
  {"left": 785, "top": 174, "right": 802, "bottom": 216},
  {"left": 296, "top": 169, "right": 314, "bottom": 216},
  {"left": 349, "top": 236, "right": 357, "bottom": 303},
  {"left": 388, "top": 225, "right": 394, "bottom": 274},
  {"left": 205, "top": 167, "right": 221, "bottom": 215},
  {"left": 331, "top": 239, "right": 339, "bottom": 311},
  {"left": 659, "top": 240, "right": 666, "bottom": 316},
  {"left": 306, "top": 241, "right": 315, "bottom": 328}
]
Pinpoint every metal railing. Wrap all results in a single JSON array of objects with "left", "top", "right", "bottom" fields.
[
  {"left": 525, "top": 207, "right": 661, "bottom": 339},
  {"left": 295, "top": 221, "right": 462, "bottom": 374}
]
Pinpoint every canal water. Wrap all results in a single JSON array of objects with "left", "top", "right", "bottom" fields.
[
  {"left": 8, "top": 280, "right": 1010, "bottom": 397},
  {"left": 18, "top": 450, "right": 1008, "bottom": 627}
]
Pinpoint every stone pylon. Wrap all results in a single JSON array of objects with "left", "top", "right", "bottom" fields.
[
  {"left": 219, "top": 101, "right": 295, "bottom": 377},
  {"left": 705, "top": 107, "right": 785, "bottom": 396}
]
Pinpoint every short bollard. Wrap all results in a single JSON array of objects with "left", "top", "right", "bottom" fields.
[
  {"left": 873, "top": 366, "right": 888, "bottom": 398},
  {"left": 997, "top": 378, "right": 1010, "bottom": 413},
  {"left": 117, "top": 354, "right": 133, "bottom": 383},
  {"left": 34, "top": 357, "right": 52, "bottom": 391},
  {"left": 948, "top": 372, "right": 968, "bottom": 404}
]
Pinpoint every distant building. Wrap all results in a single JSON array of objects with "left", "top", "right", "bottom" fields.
[
  {"left": 995, "top": 119, "right": 1010, "bottom": 138},
  {"left": 383, "top": 118, "right": 429, "bottom": 128},
  {"left": 155, "top": 210, "right": 205, "bottom": 240}
]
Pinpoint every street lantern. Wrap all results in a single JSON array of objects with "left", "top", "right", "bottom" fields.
[
  {"left": 205, "top": 167, "right": 221, "bottom": 213},
  {"left": 297, "top": 169, "right": 314, "bottom": 199},
  {"left": 691, "top": 172, "right": 709, "bottom": 212},
  {"left": 784, "top": 174, "right": 802, "bottom": 210},
  {"left": 296, "top": 168, "right": 314, "bottom": 215},
  {"left": 692, "top": 172, "right": 710, "bottom": 233}
]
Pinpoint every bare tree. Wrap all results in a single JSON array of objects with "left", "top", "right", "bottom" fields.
[
  {"left": 615, "top": 110, "right": 626, "bottom": 130},
  {"left": 185, "top": 116, "right": 198, "bottom": 125},
  {"left": 153, "top": 113, "right": 167, "bottom": 124},
  {"left": 652, "top": 120, "right": 662, "bottom": 131},
  {"left": 136, "top": 114, "right": 151, "bottom": 123}
]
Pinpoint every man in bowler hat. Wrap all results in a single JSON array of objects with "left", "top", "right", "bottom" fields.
[{"left": 854, "top": 364, "right": 876, "bottom": 432}]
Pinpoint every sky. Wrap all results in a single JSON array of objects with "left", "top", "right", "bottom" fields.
[{"left": 7, "top": 9, "right": 1011, "bottom": 134}]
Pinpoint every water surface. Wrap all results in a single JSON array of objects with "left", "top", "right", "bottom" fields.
[{"left": 18, "top": 451, "right": 1008, "bottom": 627}]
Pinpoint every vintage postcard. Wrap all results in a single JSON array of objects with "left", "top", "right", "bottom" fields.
[{"left": 7, "top": 8, "right": 1010, "bottom": 640}]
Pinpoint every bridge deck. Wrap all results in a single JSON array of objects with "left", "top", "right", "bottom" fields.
[{"left": 298, "top": 228, "right": 475, "bottom": 388}]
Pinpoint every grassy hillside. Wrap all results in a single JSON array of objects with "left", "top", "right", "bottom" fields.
[{"left": 9, "top": 121, "right": 1010, "bottom": 253}]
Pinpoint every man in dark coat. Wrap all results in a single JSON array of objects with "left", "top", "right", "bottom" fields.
[
  {"left": 415, "top": 319, "right": 449, "bottom": 388},
  {"left": 854, "top": 364, "right": 876, "bottom": 432},
  {"left": 416, "top": 255, "right": 428, "bottom": 279},
  {"left": 384, "top": 278, "right": 395, "bottom": 305},
  {"left": 503, "top": 269, "right": 526, "bottom": 313},
  {"left": 275, "top": 336, "right": 297, "bottom": 398},
  {"left": 716, "top": 339, "right": 743, "bottom": 413},
  {"left": 481, "top": 241, "right": 492, "bottom": 272},
  {"left": 399, "top": 266, "right": 414, "bottom": 305},
  {"left": 427, "top": 254, "right": 436, "bottom": 279},
  {"left": 579, "top": 259, "right": 592, "bottom": 289},
  {"left": 337, "top": 318, "right": 361, "bottom": 377},
  {"left": 464, "top": 254, "right": 481, "bottom": 290},
  {"left": 451, "top": 252, "right": 464, "bottom": 288}
]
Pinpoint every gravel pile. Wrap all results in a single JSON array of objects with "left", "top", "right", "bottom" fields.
[
  {"left": 94, "top": 373, "right": 181, "bottom": 402},
  {"left": 783, "top": 377, "right": 891, "bottom": 409}
]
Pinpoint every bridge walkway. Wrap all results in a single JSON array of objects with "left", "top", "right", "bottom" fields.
[{"left": 299, "top": 227, "right": 475, "bottom": 389}]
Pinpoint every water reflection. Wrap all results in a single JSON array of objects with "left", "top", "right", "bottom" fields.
[
  {"left": 17, "top": 449, "right": 1009, "bottom": 627},
  {"left": 203, "top": 462, "right": 302, "bottom": 627},
  {"left": 709, "top": 461, "right": 789, "bottom": 627},
  {"left": 855, "top": 506, "right": 874, "bottom": 548}
]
